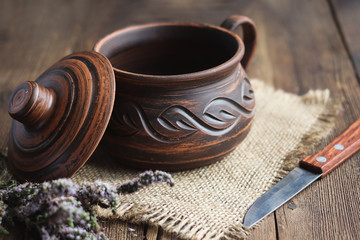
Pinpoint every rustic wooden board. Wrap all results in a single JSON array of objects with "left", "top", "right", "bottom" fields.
[
  {"left": 253, "top": 0, "right": 360, "bottom": 239},
  {"left": 0, "top": 0, "right": 359, "bottom": 239},
  {"left": 331, "top": 0, "right": 360, "bottom": 81},
  {"left": 247, "top": 216, "right": 277, "bottom": 240}
]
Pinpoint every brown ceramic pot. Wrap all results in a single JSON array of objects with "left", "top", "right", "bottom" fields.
[{"left": 94, "top": 15, "right": 256, "bottom": 171}]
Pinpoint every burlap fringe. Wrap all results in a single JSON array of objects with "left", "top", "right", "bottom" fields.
[{"left": 277, "top": 89, "right": 341, "bottom": 178}]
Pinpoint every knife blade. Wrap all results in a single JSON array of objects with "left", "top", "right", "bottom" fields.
[{"left": 243, "top": 118, "right": 360, "bottom": 228}]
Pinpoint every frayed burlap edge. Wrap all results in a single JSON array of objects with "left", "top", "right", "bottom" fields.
[
  {"left": 95, "top": 82, "right": 341, "bottom": 240},
  {"left": 278, "top": 90, "right": 342, "bottom": 178}
]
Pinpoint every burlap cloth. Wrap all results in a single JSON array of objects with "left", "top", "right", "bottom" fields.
[{"left": 0, "top": 79, "right": 339, "bottom": 240}]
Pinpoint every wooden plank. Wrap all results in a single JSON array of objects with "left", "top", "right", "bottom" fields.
[
  {"left": 247, "top": 215, "right": 277, "bottom": 240},
  {"left": 156, "top": 227, "right": 187, "bottom": 240},
  {"left": 101, "top": 219, "right": 145, "bottom": 240},
  {"left": 145, "top": 225, "right": 159, "bottom": 240},
  {"left": 330, "top": 0, "right": 360, "bottom": 81},
  {"left": 250, "top": 0, "right": 360, "bottom": 239}
]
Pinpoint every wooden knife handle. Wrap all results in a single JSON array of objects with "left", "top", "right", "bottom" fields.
[{"left": 300, "top": 118, "right": 360, "bottom": 178}]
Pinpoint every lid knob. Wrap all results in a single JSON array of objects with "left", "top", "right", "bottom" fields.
[{"left": 8, "top": 81, "right": 55, "bottom": 129}]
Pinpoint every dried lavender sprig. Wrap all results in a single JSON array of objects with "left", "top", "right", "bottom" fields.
[
  {"left": 78, "top": 170, "right": 174, "bottom": 211},
  {"left": 0, "top": 201, "right": 7, "bottom": 234},
  {"left": 0, "top": 170, "right": 174, "bottom": 239},
  {"left": 119, "top": 170, "right": 174, "bottom": 194},
  {"left": 40, "top": 196, "right": 101, "bottom": 240},
  {"left": 78, "top": 180, "right": 120, "bottom": 212}
]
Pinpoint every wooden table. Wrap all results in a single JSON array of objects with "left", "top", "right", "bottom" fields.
[{"left": 0, "top": 0, "right": 359, "bottom": 239}]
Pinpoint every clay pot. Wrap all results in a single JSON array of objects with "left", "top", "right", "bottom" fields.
[
  {"left": 94, "top": 15, "right": 256, "bottom": 170},
  {"left": 7, "top": 15, "right": 256, "bottom": 182}
]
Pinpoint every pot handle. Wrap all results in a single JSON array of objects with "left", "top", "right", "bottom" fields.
[{"left": 221, "top": 15, "right": 256, "bottom": 70}]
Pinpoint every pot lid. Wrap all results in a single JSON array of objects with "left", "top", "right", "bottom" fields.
[{"left": 7, "top": 51, "right": 115, "bottom": 182}]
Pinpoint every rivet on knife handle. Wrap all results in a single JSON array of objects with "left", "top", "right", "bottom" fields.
[{"left": 300, "top": 118, "right": 360, "bottom": 178}]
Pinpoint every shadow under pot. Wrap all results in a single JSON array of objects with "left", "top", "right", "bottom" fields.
[{"left": 94, "top": 15, "right": 257, "bottom": 171}]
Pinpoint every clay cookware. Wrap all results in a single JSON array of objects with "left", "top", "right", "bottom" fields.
[{"left": 7, "top": 15, "right": 256, "bottom": 182}]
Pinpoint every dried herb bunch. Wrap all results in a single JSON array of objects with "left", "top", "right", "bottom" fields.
[{"left": 0, "top": 170, "right": 174, "bottom": 239}]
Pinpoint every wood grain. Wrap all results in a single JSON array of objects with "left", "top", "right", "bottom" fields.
[
  {"left": 101, "top": 219, "right": 145, "bottom": 240},
  {"left": 0, "top": 0, "right": 359, "bottom": 239},
  {"left": 330, "top": 0, "right": 360, "bottom": 81},
  {"left": 254, "top": 0, "right": 360, "bottom": 239},
  {"left": 247, "top": 216, "right": 277, "bottom": 240},
  {"left": 300, "top": 118, "right": 360, "bottom": 176}
]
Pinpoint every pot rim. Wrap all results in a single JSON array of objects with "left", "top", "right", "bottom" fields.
[{"left": 93, "top": 22, "right": 245, "bottom": 82}]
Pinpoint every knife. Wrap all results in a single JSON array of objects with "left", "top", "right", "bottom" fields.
[{"left": 243, "top": 118, "right": 360, "bottom": 228}]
